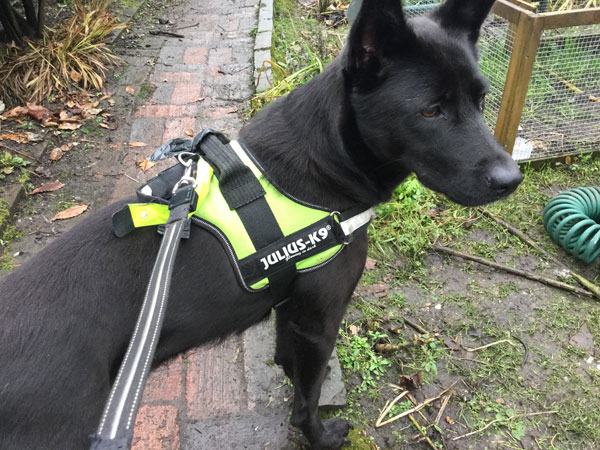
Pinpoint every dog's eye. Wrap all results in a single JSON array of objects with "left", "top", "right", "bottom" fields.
[{"left": 421, "top": 106, "right": 441, "bottom": 118}]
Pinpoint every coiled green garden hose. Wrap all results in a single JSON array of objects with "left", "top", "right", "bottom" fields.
[{"left": 543, "top": 187, "right": 600, "bottom": 264}]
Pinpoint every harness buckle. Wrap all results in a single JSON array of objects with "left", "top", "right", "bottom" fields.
[{"left": 330, "top": 210, "right": 351, "bottom": 245}]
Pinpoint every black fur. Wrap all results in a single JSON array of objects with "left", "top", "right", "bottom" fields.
[{"left": 0, "top": 1, "right": 521, "bottom": 448}]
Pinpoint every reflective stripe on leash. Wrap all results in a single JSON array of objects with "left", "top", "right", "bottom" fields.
[{"left": 90, "top": 162, "right": 199, "bottom": 450}]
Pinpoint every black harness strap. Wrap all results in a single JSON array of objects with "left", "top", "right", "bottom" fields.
[{"left": 195, "top": 133, "right": 297, "bottom": 300}]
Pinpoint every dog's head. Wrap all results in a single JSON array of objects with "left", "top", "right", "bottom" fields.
[{"left": 344, "top": 0, "right": 522, "bottom": 206}]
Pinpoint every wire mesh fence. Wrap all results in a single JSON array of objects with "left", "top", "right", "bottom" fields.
[
  {"left": 520, "top": 25, "right": 600, "bottom": 160},
  {"left": 401, "top": 0, "right": 600, "bottom": 162}
]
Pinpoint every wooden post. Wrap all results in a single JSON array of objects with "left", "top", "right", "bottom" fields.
[{"left": 494, "top": 11, "right": 544, "bottom": 154}]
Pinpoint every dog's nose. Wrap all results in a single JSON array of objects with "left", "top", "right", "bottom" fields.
[{"left": 487, "top": 165, "right": 523, "bottom": 196}]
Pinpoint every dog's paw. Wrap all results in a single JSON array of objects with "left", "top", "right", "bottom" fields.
[{"left": 313, "top": 418, "right": 352, "bottom": 449}]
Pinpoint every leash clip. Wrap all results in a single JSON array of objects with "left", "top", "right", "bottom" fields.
[{"left": 172, "top": 152, "right": 198, "bottom": 194}]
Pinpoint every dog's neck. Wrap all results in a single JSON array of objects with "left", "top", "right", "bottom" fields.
[{"left": 240, "top": 58, "right": 410, "bottom": 212}]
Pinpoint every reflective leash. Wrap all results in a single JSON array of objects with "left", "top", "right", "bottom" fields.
[{"left": 89, "top": 155, "right": 199, "bottom": 450}]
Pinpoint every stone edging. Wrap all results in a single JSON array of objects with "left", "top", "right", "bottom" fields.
[{"left": 254, "top": 0, "right": 274, "bottom": 92}]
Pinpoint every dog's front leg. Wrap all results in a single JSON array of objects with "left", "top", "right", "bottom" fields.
[{"left": 276, "top": 303, "right": 351, "bottom": 450}]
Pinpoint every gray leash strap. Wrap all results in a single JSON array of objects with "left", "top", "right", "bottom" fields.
[
  {"left": 90, "top": 158, "right": 198, "bottom": 450},
  {"left": 90, "top": 220, "right": 184, "bottom": 450}
]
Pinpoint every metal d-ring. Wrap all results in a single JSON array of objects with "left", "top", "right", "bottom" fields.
[{"left": 172, "top": 152, "right": 198, "bottom": 193}]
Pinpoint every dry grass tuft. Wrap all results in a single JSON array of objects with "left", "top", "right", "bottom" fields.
[{"left": 0, "top": 0, "right": 125, "bottom": 105}]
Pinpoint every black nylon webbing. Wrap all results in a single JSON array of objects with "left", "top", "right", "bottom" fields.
[
  {"left": 197, "top": 134, "right": 297, "bottom": 299},
  {"left": 199, "top": 135, "right": 265, "bottom": 209}
]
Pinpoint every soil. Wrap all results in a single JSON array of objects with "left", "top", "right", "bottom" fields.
[{"left": 0, "top": 0, "right": 184, "bottom": 268}]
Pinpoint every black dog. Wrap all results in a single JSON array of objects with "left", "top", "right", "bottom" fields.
[{"left": 0, "top": 0, "right": 522, "bottom": 448}]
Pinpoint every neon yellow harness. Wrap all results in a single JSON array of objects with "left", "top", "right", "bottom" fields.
[{"left": 113, "top": 137, "right": 374, "bottom": 293}]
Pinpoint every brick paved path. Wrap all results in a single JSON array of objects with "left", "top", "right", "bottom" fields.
[
  {"left": 106, "top": 1, "right": 345, "bottom": 448},
  {"left": 112, "top": 2, "right": 297, "bottom": 448}
]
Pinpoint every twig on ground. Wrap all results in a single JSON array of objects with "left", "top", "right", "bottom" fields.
[
  {"left": 376, "top": 386, "right": 452, "bottom": 428},
  {"left": 407, "top": 393, "right": 431, "bottom": 426},
  {"left": 124, "top": 174, "right": 140, "bottom": 183},
  {"left": 434, "top": 244, "right": 595, "bottom": 299},
  {"left": 461, "top": 339, "right": 519, "bottom": 353},
  {"left": 174, "top": 22, "right": 199, "bottom": 30},
  {"left": 375, "top": 390, "right": 409, "bottom": 427},
  {"left": 434, "top": 391, "right": 453, "bottom": 426},
  {"left": 408, "top": 414, "right": 439, "bottom": 450},
  {"left": 404, "top": 317, "right": 429, "bottom": 335},
  {"left": 480, "top": 210, "right": 600, "bottom": 300},
  {"left": 0, "top": 142, "right": 41, "bottom": 162},
  {"left": 149, "top": 30, "right": 185, "bottom": 38},
  {"left": 452, "top": 410, "right": 558, "bottom": 441}
]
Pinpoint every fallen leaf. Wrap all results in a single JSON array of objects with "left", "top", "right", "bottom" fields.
[
  {"left": 69, "top": 69, "right": 82, "bottom": 83},
  {"left": 82, "top": 100, "right": 100, "bottom": 110},
  {"left": 446, "top": 416, "right": 455, "bottom": 425},
  {"left": 495, "top": 397, "right": 505, "bottom": 404},
  {"left": 31, "top": 181, "right": 65, "bottom": 195},
  {"left": 129, "top": 142, "right": 147, "bottom": 147},
  {"left": 65, "top": 100, "right": 76, "bottom": 108},
  {"left": 108, "top": 98, "right": 116, "bottom": 106},
  {"left": 26, "top": 102, "right": 50, "bottom": 122},
  {"left": 365, "top": 257, "right": 376, "bottom": 270},
  {"left": 35, "top": 166, "right": 52, "bottom": 177},
  {"left": 42, "top": 121, "right": 59, "bottom": 127},
  {"left": 49, "top": 148, "right": 64, "bottom": 161},
  {"left": 81, "top": 108, "right": 103, "bottom": 119},
  {"left": 0, "top": 132, "right": 28, "bottom": 143},
  {"left": 185, "top": 128, "right": 194, "bottom": 137},
  {"left": 2, "top": 106, "right": 28, "bottom": 120},
  {"left": 58, "top": 111, "right": 82, "bottom": 123},
  {"left": 443, "top": 336, "right": 460, "bottom": 351},
  {"left": 58, "top": 122, "right": 82, "bottom": 130},
  {"left": 397, "top": 373, "right": 423, "bottom": 391},
  {"left": 99, "top": 122, "right": 110, "bottom": 129},
  {"left": 52, "top": 204, "right": 88, "bottom": 221},
  {"left": 192, "top": 96, "right": 205, "bottom": 103},
  {"left": 349, "top": 324, "right": 360, "bottom": 335},
  {"left": 26, "top": 132, "right": 44, "bottom": 142},
  {"left": 126, "top": 85, "right": 135, "bottom": 95},
  {"left": 138, "top": 159, "right": 155, "bottom": 171}
]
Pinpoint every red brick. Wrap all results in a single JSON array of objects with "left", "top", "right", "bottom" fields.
[
  {"left": 170, "top": 83, "right": 204, "bottom": 105},
  {"left": 141, "top": 355, "right": 183, "bottom": 404},
  {"left": 208, "top": 47, "right": 233, "bottom": 65},
  {"left": 135, "top": 105, "right": 199, "bottom": 118},
  {"left": 185, "top": 337, "right": 248, "bottom": 420},
  {"left": 153, "top": 72, "right": 194, "bottom": 83},
  {"left": 183, "top": 47, "right": 208, "bottom": 65},
  {"left": 163, "top": 117, "right": 196, "bottom": 142},
  {"left": 132, "top": 405, "right": 180, "bottom": 450}
]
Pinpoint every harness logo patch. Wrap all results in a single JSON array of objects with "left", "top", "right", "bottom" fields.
[{"left": 260, "top": 225, "right": 331, "bottom": 271}]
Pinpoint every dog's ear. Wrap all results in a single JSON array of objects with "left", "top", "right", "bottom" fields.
[
  {"left": 345, "top": 0, "right": 410, "bottom": 86},
  {"left": 432, "top": 0, "right": 496, "bottom": 43}
]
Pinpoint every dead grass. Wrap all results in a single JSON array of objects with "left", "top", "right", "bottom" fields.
[{"left": 0, "top": 0, "right": 124, "bottom": 105}]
